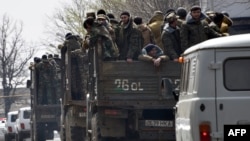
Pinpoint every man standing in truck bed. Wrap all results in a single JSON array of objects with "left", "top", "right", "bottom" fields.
[{"left": 36, "top": 55, "right": 57, "bottom": 104}]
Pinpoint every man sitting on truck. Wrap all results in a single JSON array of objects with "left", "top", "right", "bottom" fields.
[{"left": 138, "top": 43, "right": 169, "bottom": 67}]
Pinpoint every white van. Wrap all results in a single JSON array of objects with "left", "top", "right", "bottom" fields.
[
  {"left": 5, "top": 111, "right": 18, "bottom": 141},
  {"left": 175, "top": 34, "right": 250, "bottom": 141},
  {"left": 15, "top": 107, "right": 31, "bottom": 141}
]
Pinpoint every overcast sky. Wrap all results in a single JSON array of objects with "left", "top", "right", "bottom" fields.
[{"left": 0, "top": 0, "right": 64, "bottom": 42}]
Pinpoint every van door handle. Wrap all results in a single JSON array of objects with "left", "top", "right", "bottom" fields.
[{"left": 219, "top": 103, "right": 223, "bottom": 110}]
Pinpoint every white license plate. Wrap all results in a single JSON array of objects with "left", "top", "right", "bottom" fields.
[{"left": 145, "top": 120, "right": 173, "bottom": 127}]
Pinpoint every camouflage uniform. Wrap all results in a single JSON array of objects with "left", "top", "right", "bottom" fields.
[
  {"left": 180, "top": 12, "right": 222, "bottom": 51},
  {"left": 36, "top": 57, "right": 57, "bottom": 104},
  {"left": 162, "top": 23, "right": 182, "bottom": 60},
  {"left": 89, "top": 23, "right": 119, "bottom": 60},
  {"left": 71, "top": 48, "right": 89, "bottom": 100},
  {"left": 116, "top": 17, "right": 144, "bottom": 60}
]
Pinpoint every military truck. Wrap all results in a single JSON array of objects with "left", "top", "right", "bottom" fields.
[
  {"left": 87, "top": 40, "right": 181, "bottom": 141},
  {"left": 27, "top": 55, "right": 62, "bottom": 141},
  {"left": 59, "top": 34, "right": 87, "bottom": 141}
]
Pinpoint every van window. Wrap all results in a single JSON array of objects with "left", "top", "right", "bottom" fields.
[
  {"left": 23, "top": 110, "right": 31, "bottom": 119},
  {"left": 224, "top": 58, "right": 250, "bottom": 90},
  {"left": 180, "top": 59, "right": 190, "bottom": 95},
  {"left": 11, "top": 115, "right": 18, "bottom": 122}
]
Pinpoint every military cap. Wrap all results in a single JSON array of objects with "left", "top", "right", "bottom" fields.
[
  {"left": 166, "top": 12, "right": 177, "bottom": 23},
  {"left": 97, "top": 14, "right": 106, "bottom": 20},
  {"left": 190, "top": 5, "right": 201, "bottom": 11},
  {"left": 86, "top": 12, "right": 96, "bottom": 19}
]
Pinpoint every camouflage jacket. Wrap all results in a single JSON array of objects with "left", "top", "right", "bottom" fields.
[
  {"left": 89, "top": 23, "right": 119, "bottom": 60},
  {"left": 180, "top": 12, "right": 222, "bottom": 51},
  {"left": 116, "top": 17, "right": 144, "bottom": 60},
  {"left": 36, "top": 59, "right": 56, "bottom": 85},
  {"left": 162, "top": 23, "right": 182, "bottom": 60}
]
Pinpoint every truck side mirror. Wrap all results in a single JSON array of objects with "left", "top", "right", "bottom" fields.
[{"left": 26, "top": 80, "right": 31, "bottom": 88}]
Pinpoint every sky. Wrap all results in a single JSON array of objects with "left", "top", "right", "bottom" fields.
[{"left": 0, "top": 0, "right": 65, "bottom": 56}]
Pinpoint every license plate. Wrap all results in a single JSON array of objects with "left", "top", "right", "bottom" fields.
[{"left": 145, "top": 120, "right": 173, "bottom": 127}]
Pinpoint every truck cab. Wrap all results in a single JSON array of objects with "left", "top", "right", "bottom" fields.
[{"left": 175, "top": 34, "right": 250, "bottom": 141}]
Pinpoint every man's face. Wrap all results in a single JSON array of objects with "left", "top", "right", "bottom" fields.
[
  {"left": 97, "top": 18, "right": 106, "bottom": 25},
  {"left": 191, "top": 9, "right": 201, "bottom": 20},
  {"left": 120, "top": 15, "right": 129, "bottom": 24},
  {"left": 148, "top": 47, "right": 157, "bottom": 57}
]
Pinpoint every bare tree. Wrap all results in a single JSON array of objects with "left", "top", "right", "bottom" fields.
[
  {"left": 44, "top": 0, "right": 89, "bottom": 53},
  {"left": 0, "top": 14, "right": 34, "bottom": 116},
  {"left": 94, "top": 0, "right": 182, "bottom": 22}
]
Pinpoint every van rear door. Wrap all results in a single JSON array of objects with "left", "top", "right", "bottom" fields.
[{"left": 215, "top": 48, "right": 250, "bottom": 139}]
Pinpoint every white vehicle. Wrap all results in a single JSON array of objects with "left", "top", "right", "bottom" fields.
[
  {"left": 0, "top": 118, "right": 6, "bottom": 141},
  {"left": 15, "top": 107, "right": 31, "bottom": 141},
  {"left": 175, "top": 34, "right": 250, "bottom": 141},
  {"left": 5, "top": 111, "right": 18, "bottom": 141}
]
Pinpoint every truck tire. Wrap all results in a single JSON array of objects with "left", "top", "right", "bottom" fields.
[
  {"left": 36, "top": 123, "right": 46, "bottom": 141},
  {"left": 71, "top": 126, "right": 85, "bottom": 141},
  {"left": 91, "top": 113, "right": 105, "bottom": 141},
  {"left": 60, "top": 127, "right": 66, "bottom": 141},
  {"left": 4, "top": 134, "right": 11, "bottom": 141}
]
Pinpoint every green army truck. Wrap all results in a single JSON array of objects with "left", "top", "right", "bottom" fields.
[
  {"left": 27, "top": 55, "right": 62, "bottom": 141},
  {"left": 59, "top": 35, "right": 87, "bottom": 141},
  {"left": 87, "top": 41, "right": 181, "bottom": 141}
]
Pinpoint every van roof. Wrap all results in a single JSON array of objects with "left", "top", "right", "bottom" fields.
[
  {"left": 8, "top": 111, "right": 18, "bottom": 115},
  {"left": 19, "top": 107, "right": 31, "bottom": 111},
  {"left": 184, "top": 33, "right": 250, "bottom": 55}
]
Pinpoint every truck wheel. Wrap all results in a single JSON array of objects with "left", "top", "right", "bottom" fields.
[
  {"left": 36, "top": 123, "right": 46, "bottom": 141},
  {"left": 60, "top": 127, "right": 66, "bottom": 141},
  {"left": 71, "top": 126, "right": 85, "bottom": 141},
  {"left": 4, "top": 134, "right": 10, "bottom": 141},
  {"left": 91, "top": 113, "right": 105, "bottom": 141}
]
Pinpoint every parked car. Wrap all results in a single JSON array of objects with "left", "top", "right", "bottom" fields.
[
  {"left": 0, "top": 118, "right": 6, "bottom": 141},
  {"left": 5, "top": 111, "right": 18, "bottom": 141},
  {"left": 15, "top": 107, "right": 31, "bottom": 141}
]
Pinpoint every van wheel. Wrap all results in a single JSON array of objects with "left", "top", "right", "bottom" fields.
[
  {"left": 36, "top": 123, "right": 46, "bottom": 141},
  {"left": 91, "top": 113, "right": 106, "bottom": 141},
  {"left": 71, "top": 126, "right": 85, "bottom": 141}
]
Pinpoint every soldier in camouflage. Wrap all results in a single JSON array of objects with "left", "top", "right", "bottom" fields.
[
  {"left": 161, "top": 12, "right": 182, "bottom": 61},
  {"left": 36, "top": 55, "right": 57, "bottom": 104},
  {"left": 84, "top": 16, "right": 119, "bottom": 61},
  {"left": 116, "top": 11, "right": 144, "bottom": 62},
  {"left": 180, "top": 5, "right": 222, "bottom": 51},
  {"left": 71, "top": 40, "right": 89, "bottom": 100}
]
